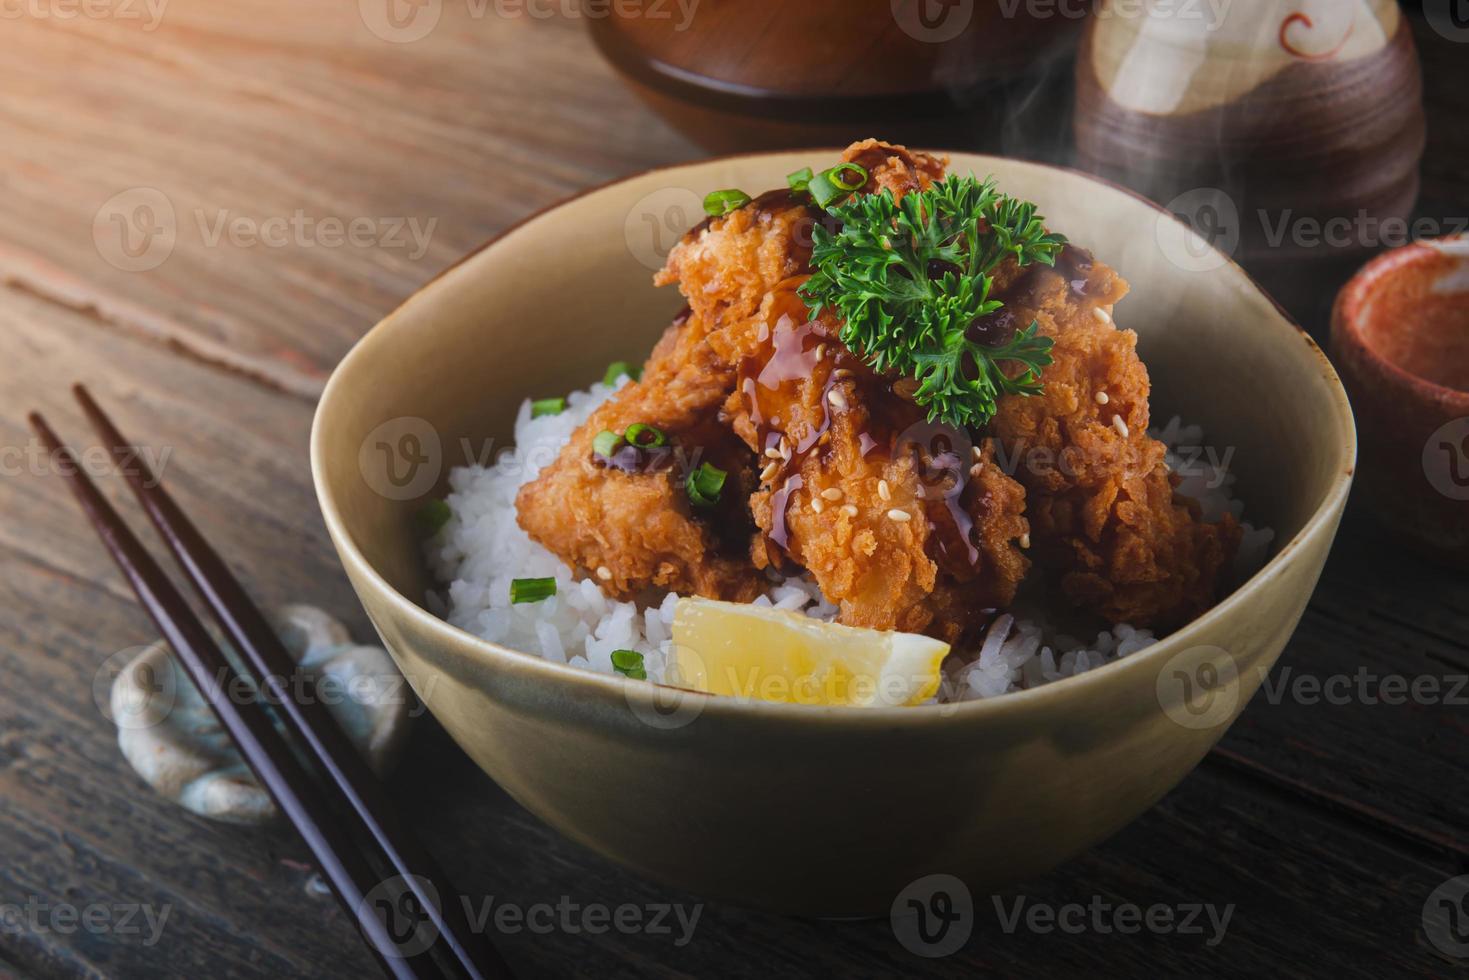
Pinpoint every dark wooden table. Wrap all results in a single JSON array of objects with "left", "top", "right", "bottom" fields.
[{"left": 1, "top": 5, "right": 1465, "bottom": 978}]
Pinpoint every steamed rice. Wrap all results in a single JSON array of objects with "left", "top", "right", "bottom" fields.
[{"left": 425, "top": 380, "right": 1273, "bottom": 703}]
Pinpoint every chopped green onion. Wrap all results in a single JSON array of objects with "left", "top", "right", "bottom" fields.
[
  {"left": 416, "top": 499, "right": 452, "bottom": 534},
  {"left": 703, "top": 189, "right": 752, "bottom": 217},
  {"left": 686, "top": 461, "right": 727, "bottom": 508},
  {"left": 603, "top": 361, "right": 640, "bottom": 386},
  {"left": 829, "top": 162, "right": 868, "bottom": 190},
  {"left": 611, "top": 649, "right": 647, "bottom": 680},
  {"left": 531, "top": 397, "right": 566, "bottom": 418},
  {"left": 592, "top": 429, "right": 623, "bottom": 457},
  {"left": 623, "top": 423, "right": 667, "bottom": 448},
  {"left": 808, "top": 163, "right": 869, "bottom": 209},
  {"left": 787, "top": 167, "right": 814, "bottom": 192},
  {"left": 510, "top": 577, "right": 556, "bottom": 604}
]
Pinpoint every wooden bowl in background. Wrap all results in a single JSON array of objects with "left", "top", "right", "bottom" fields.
[
  {"left": 589, "top": 0, "right": 1088, "bottom": 157},
  {"left": 1331, "top": 235, "right": 1469, "bottom": 565}
]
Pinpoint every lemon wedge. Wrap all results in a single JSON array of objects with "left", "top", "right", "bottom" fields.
[{"left": 669, "top": 597, "right": 949, "bottom": 707}]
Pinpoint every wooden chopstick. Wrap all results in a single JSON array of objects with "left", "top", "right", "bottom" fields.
[
  {"left": 69, "top": 386, "right": 510, "bottom": 980},
  {"left": 29, "top": 410, "right": 463, "bottom": 980}
]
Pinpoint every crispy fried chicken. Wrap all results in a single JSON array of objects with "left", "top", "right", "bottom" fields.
[
  {"left": 514, "top": 309, "right": 765, "bottom": 604},
  {"left": 988, "top": 249, "right": 1242, "bottom": 629}
]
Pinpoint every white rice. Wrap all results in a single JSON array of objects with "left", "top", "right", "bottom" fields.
[{"left": 425, "top": 381, "right": 1273, "bottom": 703}]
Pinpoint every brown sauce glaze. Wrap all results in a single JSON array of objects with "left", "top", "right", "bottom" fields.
[{"left": 737, "top": 280, "right": 987, "bottom": 574}]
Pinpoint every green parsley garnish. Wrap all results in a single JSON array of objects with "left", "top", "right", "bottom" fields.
[
  {"left": 800, "top": 174, "right": 1066, "bottom": 429},
  {"left": 531, "top": 397, "right": 566, "bottom": 418},
  {"left": 611, "top": 649, "right": 647, "bottom": 680},
  {"left": 603, "top": 361, "right": 640, "bottom": 386},
  {"left": 703, "top": 189, "right": 751, "bottom": 217},
  {"left": 510, "top": 577, "right": 556, "bottom": 604},
  {"left": 686, "top": 461, "right": 727, "bottom": 508},
  {"left": 416, "top": 499, "right": 452, "bottom": 535}
]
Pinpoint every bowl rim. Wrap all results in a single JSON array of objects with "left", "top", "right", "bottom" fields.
[
  {"left": 311, "top": 149, "right": 1357, "bottom": 727},
  {"left": 1330, "top": 234, "right": 1469, "bottom": 409}
]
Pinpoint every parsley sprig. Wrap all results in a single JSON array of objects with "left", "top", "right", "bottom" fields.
[{"left": 799, "top": 175, "right": 1068, "bottom": 429}]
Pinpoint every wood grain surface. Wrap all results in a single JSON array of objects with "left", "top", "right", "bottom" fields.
[{"left": 0, "top": 5, "right": 1464, "bottom": 978}]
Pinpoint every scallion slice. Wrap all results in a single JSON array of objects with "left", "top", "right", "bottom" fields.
[
  {"left": 592, "top": 429, "right": 623, "bottom": 458},
  {"left": 416, "top": 499, "right": 452, "bottom": 534},
  {"left": 787, "top": 167, "right": 814, "bottom": 192},
  {"left": 510, "top": 577, "right": 556, "bottom": 604},
  {"left": 624, "top": 423, "right": 667, "bottom": 448},
  {"left": 808, "top": 163, "right": 869, "bottom": 209},
  {"left": 531, "top": 397, "right": 566, "bottom": 418},
  {"left": 603, "top": 361, "right": 640, "bottom": 386},
  {"left": 686, "top": 461, "right": 727, "bottom": 508},
  {"left": 703, "top": 189, "right": 752, "bottom": 217},
  {"left": 611, "top": 649, "right": 647, "bottom": 680}
]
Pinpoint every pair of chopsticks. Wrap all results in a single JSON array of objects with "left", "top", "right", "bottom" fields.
[{"left": 31, "top": 387, "right": 512, "bottom": 980}]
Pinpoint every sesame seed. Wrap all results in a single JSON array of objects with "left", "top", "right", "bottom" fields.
[
  {"left": 842, "top": 505, "right": 858, "bottom": 517},
  {"left": 1094, "top": 307, "right": 1112, "bottom": 323},
  {"left": 826, "top": 388, "right": 847, "bottom": 410},
  {"left": 815, "top": 344, "right": 826, "bottom": 361},
  {"left": 970, "top": 463, "right": 985, "bottom": 478},
  {"left": 971, "top": 445, "right": 984, "bottom": 462},
  {"left": 596, "top": 566, "right": 612, "bottom": 581},
  {"left": 764, "top": 447, "right": 783, "bottom": 460},
  {"left": 760, "top": 461, "right": 780, "bottom": 482},
  {"left": 1113, "top": 414, "right": 1130, "bottom": 438},
  {"left": 811, "top": 497, "right": 825, "bottom": 514},
  {"left": 1095, "top": 390, "right": 1110, "bottom": 405},
  {"left": 1020, "top": 533, "right": 1031, "bottom": 549},
  {"left": 821, "top": 487, "right": 843, "bottom": 501},
  {"left": 887, "top": 509, "right": 912, "bottom": 522},
  {"left": 832, "top": 368, "right": 854, "bottom": 379},
  {"left": 878, "top": 479, "right": 891, "bottom": 501}
]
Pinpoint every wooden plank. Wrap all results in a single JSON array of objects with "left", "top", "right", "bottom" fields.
[
  {"left": 0, "top": 5, "right": 698, "bottom": 395},
  {"left": 1214, "top": 508, "right": 1469, "bottom": 860}
]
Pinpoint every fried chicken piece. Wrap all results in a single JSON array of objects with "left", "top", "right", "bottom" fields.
[
  {"left": 988, "top": 248, "right": 1241, "bottom": 629},
  {"left": 656, "top": 142, "right": 1027, "bottom": 642},
  {"left": 719, "top": 281, "right": 1030, "bottom": 644},
  {"left": 515, "top": 311, "right": 765, "bottom": 604},
  {"left": 656, "top": 139, "right": 948, "bottom": 340}
]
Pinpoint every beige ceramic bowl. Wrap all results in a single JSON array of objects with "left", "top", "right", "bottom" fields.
[{"left": 311, "top": 152, "right": 1355, "bottom": 917}]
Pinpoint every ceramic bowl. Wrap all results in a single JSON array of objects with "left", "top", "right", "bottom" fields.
[
  {"left": 1073, "top": 0, "right": 1424, "bottom": 325},
  {"left": 311, "top": 151, "right": 1355, "bottom": 917},
  {"left": 1331, "top": 235, "right": 1469, "bottom": 564}
]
